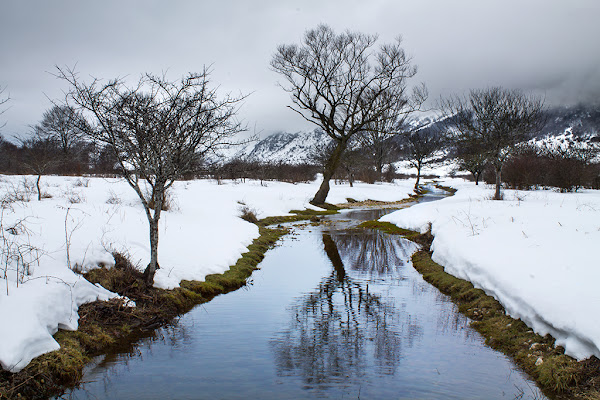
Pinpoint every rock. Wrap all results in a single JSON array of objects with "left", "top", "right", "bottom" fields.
[{"left": 535, "top": 357, "right": 544, "bottom": 366}]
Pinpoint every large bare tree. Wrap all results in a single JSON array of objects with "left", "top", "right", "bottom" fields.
[
  {"left": 442, "top": 87, "right": 546, "bottom": 200},
  {"left": 58, "top": 67, "right": 246, "bottom": 284},
  {"left": 271, "top": 24, "right": 424, "bottom": 205}
]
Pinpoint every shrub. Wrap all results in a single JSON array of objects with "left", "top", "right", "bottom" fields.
[
  {"left": 106, "top": 190, "right": 122, "bottom": 205},
  {"left": 238, "top": 202, "right": 259, "bottom": 224}
]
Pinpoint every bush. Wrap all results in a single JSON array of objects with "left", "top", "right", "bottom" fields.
[{"left": 238, "top": 202, "right": 259, "bottom": 224}]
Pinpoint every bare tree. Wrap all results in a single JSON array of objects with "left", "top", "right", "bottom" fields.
[
  {"left": 32, "top": 105, "right": 88, "bottom": 160},
  {"left": 19, "top": 134, "right": 61, "bottom": 200},
  {"left": 359, "top": 92, "right": 426, "bottom": 179},
  {"left": 58, "top": 67, "right": 246, "bottom": 285},
  {"left": 442, "top": 87, "right": 546, "bottom": 200},
  {"left": 453, "top": 139, "right": 488, "bottom": 185},
  {"left": 402, "top": 129, "right": 445, "bottom": 188},
  {"left": 271, "top": 24, "right": 423, "bottom": 205}
]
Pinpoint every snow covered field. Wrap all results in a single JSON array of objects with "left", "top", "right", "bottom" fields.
[
  {"left": 381, "top": 178, "right": 600, "bottom": 360},
  {"left": 0, "top": 174, "right": 415, "bottom": 372}
]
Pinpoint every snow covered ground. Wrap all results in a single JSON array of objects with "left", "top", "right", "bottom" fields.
[
  {"left": 0, "top": 174, "right": 415, "bottom": 372},
  {"left": 381, "top": 178, "right": 600, "bottom": 360}
]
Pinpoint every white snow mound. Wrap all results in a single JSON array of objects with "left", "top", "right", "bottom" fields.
[{"left": 381, "top": 178, "right": 600, "bottom": 360}]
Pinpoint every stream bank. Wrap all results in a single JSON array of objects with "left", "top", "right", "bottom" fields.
[
  {"left": 58, "top": 200, "right": 546, "bottom": 400},
  {"left": 360, "top": 212, "right": 600, "bottom": 399}
]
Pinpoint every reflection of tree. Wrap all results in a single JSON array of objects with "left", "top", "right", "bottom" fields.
[
  {"left": 271, "top": 234, "right": 422, "bottom": 388},
  {"left": 331, "top": 230, "right": 416, "bottom": 277}
]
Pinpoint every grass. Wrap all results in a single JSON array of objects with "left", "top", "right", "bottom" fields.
[
  {"left": 434, "top": 183, "right": 458, "bottom": 194},
  {"left": 0, "top": 225, "right": 287, "bottom": 400},
  {"left": 258, "top": 208, "right": 339, "bottom": 227},
  {"left": 359, "top": 221, "right": 600, "bottom": 400}
]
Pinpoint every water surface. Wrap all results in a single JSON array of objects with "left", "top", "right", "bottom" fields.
[{"left": 61, "top": 202, "right": 545, "bottom": 399}]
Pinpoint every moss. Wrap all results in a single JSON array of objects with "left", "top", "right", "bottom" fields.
[
  {"left": 537, "top": 355, "right": 581, "bottom": 392},
  {"left": 434, "top": 183, "right": 458, "bottom": 194},
  {"left": 357, "top": 220, "right": 414, "bottom": 235},
  {"left": 258, "top": 208, "right": 339, "bottom": 227}
]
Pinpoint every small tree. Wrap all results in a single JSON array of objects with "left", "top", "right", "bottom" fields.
[
  {"left": 402, "top": 129, "right": 445, "bottom": 188},
  {"left": 59, "top": 67, "right": 246, "bottom": 285},
  {"left": 271, "top": 24, "right": 423, "bottom": 205},
  {"left": 33, "top": 105, "right": 89, "bottom": 171},
  {"left": 453, "top": 139, "right": 487, "bottom": 185},
  {"left": 19, "top": 134, "right": 61, "bottom": 200},
  {"left": 358, "top": 94, "right": 425, "bottom": 179},
  {"left": 443, "top": 87, "right": 546, "bottom": 199}
]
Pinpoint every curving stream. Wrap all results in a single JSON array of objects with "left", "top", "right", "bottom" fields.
[{"left": 60, "top": 192, "right": 546, "bottom": 399}]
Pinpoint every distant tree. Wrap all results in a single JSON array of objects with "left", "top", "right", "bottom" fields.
[
  {"left": 442, "top": 87, "right": 546, "bottom": 199},
  {"left": 20, "top": 133, "right": 61, "bottom": 200},
  {"left": 452, "top": 139, "right": 487, "bottom": 185},
  {"left": 58, "top": 67, "right": 246, "bottom": 285},
  {"left": 0, "top": 135, "right": 20, "bottom": 173},
  {"left": 402, "top": 129, "right": 445, "bottom": 188},
  {"left": 358, "top": 94, "right": 425, "bottom": 179},
  {"left": 271, "top": 24, "right": 424, "bottom": 205},
  {"left": 32, "top": 105, "right": 89, "bottom": 168}
]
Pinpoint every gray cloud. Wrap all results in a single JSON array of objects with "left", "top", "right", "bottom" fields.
[{"left": 1, "top": 0, "right": 599, "bottom": 138}]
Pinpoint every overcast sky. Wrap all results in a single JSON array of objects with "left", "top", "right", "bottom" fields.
[{"left": 1, "top": 0, "right": 599, "bottom": 139}]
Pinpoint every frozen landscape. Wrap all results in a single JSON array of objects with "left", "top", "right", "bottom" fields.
[
  {"left": 381, "top": 178, "right": 600, "bottom": 360},
  {"left": 0, "top": 175, "right": 415, "bottom": 372}
]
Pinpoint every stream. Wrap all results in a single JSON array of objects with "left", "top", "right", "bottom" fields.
[{"left": 60, "top": 191, "right": 545, "bottom": 399}]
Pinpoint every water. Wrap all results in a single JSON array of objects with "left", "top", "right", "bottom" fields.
[{"left": 61, "top": 199, "right": 545, "bottom": 399}]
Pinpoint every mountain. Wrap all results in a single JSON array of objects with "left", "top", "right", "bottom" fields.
[
  {"left": 220, "top": 105, "right": 599, "bottom": 165},
  {"left": 226, "top": 130, "right": 329, "bottom": 164}
]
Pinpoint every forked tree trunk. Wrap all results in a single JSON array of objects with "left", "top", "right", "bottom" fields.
[
  {"left": 414, "top": 162, "right": 422, "bottom": 189},
  {"left": 311, "top": 140, "right": 347, "bottom": 206}
]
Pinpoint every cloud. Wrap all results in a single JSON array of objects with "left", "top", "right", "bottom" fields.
[{"left": 1, "top": 0, "right": 599, "bottom": 137}]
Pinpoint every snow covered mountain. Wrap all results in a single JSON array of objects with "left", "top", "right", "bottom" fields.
[
  {"left": 227, "top": 129, "right": 329, "bottom": 164},
  {"left": 221, "top": 105, "right": 599, "bottom": 165}
]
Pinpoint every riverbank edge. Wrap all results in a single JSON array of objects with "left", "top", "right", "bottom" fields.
[
  {"left": 0, "top": 208, "right": 340, "bottom": 400},
  {"left": 357, "top": 220, "right": 600, "bottom": 400}
]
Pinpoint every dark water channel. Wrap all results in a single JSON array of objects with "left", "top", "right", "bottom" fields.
[{"left": 61, "top": 195, "right": 545, "bottom": 399}]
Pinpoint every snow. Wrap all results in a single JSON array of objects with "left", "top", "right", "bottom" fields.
[
  {"left": 380, "top": 178, "right": 600, "bottom": 360},
  {"left": 0, "top": 174, "right": 415, "bottom": 372}
]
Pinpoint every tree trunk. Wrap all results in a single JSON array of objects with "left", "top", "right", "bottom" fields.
[
  {"left": 143, "top": 188, "right": 164, "bottom": 285},
  {"left": 311, "top": 140, "right": 347, "bottom": 206},
  {"left": 414, "top": 162, "right": 421, "bottom": 189},
  {"left": 143, "top": 218, "right": 160, "bottom": 285},
  {"left": 36, "top": 175, "right": 42, "bottom": 201},
  {"left": 494, "top": 165, "right": 502, "bottom": 200}
]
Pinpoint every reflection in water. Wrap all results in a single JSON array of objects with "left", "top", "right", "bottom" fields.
[
  {"left": 330, "top": 230, "right": 417, "bottom": 278},
  {"left": 61, "top": 203, "right": 547, "bottom": 400},
  {"left": 271, "top": 233, "right": 422, "bottom": 388}
]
